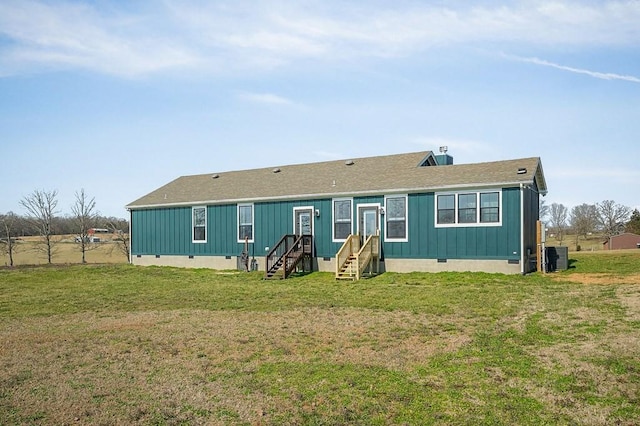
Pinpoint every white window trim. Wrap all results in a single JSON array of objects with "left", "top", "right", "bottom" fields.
[
  {"left": 332, "top": 197, "right": 353, "bottom": 242},
  {"left": 293, "top": 206, "right": 315, "bottom": 257},
  {"left": 293, "top": 206, "right": 315, "bottom": 236},
  {"left": 384, "top": 194, "right": 408, "bottom": 242},
  {"left": 192, "top": 206, "right": 207, "bottom": 244},
  {"left": 356, "top": 203, "right": 382, "bottom": 241},
  {"left": 237, "top": 203, "right": 254, "bottom": 243},
  {"left": 434, "top": 190, "right": 502, "bottom": 228}
]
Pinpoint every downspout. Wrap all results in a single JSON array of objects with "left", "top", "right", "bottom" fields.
[{"left": 520, "top": 183, "right": 525, "bottom": 275}]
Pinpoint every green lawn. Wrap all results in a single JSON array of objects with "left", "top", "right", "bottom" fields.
[{"left": 1, "top": 252, "right": 639, "bottom": 425}]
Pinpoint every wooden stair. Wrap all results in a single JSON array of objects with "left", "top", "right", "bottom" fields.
[
  {"left": 336, "top": 254, "right": 357, "bottom": 280},
  {"left": 335, "top": 234, "right": 380, "bottom": 280},
  {"left": 265, "top": 235, "right": 312, "bottom": 279}
]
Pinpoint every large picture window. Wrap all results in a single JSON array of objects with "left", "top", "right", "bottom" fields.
[
  {"left": 238, "top": 204, "right": 254, "bottom": 242},
  {"left": 385, "top": 195, "right": 408, "bottom": 241},
  {"left": 436, "top": 191, "right": 501, "bottom": 227},
  {"left": 192, "top": 206, "right": 206, "bottom": 243},
  {"left": 333, "top": 198, "right": 352, "bottom": 241}
]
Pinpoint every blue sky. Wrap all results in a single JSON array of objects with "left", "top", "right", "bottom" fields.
[{"left": 1, "top": 0, "right": 639, "bottom": 219}]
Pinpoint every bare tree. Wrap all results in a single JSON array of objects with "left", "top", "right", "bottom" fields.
[
  {"left": 71, "top": 188, "right": 99, "bottom": 264},
  {"left": 549, "top": 203, "right": 568, "bottom": 246},
  {"left": 20, "top": 189, "right": 59, "bottom": 264},
  {"left": 597, "top": 200, "right": 631, "bottom": 242},
  {"left": 570, "top": 203, "right": 598, "bottom": 250},
  {"left": 106, "top": 217, "right": 130, "bottom": 261},
  {"left": 0, "top": 212, "right": 20, "bottom": 267},
  {"left": 539, "top": 198, "right": 550, "bottom": 223}
]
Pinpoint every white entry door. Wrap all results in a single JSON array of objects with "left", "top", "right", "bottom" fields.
[
  {"left": 358, "top": 205, "right": 379, "bottom": 243},
  {"left": 294, "top": 208, "right": 313, "bottom": 236}
]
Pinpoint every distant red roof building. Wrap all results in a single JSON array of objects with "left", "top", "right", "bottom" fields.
[{"left": 603, "top": 233, "right": 640, "bottom": 250}]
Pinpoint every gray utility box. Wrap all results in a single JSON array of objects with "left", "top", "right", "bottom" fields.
[{"left": 546, "top": 246, "right": 569, "bottom": 271}]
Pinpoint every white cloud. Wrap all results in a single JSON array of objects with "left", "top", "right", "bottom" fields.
[
  {"left": 237, "top": 91, "right": 294, "bottom": 106},
  {"left": 0, "top": 0, "right": 197, "bottom": 77},
  {"left": 507, "top": 55, "right": 640, "bottom": 83},
  {"left": 1, "top": 1, "right": 639, "bottom": 77}
]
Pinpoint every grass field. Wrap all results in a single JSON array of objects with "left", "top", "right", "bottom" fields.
[
  {"left": 1, "top": 251, "right": 640, "bottom": 425},
  {"left": 1, "top": 236, "right": 128, "bottom": 267}
]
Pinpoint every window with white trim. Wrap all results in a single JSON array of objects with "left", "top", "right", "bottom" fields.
[
  {"left": 192, "top": 206, "right": 206, "bottom": 243},
  {"left": 332, "top": 198, "right": 352, "bottom": 241},
  {"left": 437, "top": 194, "right": 455, "bottom": 224},
  {"left": 435, "top": 191, "right": 502, "bottom": 227},
  {"left": 480, "top": 192, "right": 500, "bottom": 223},
  {"left": 458, "top": 193, "right": 477, "bottom": 224},
  {"left": 385, "top": 195, "right": 408, "bottom": 241},
  {"left": 238, "top": 204, "right": 254, "bottom": 242}
]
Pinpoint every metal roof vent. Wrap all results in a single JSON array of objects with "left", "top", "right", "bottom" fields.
[
  {"left": 517, "top": 168, "right": 527, "bottom": 175},
  {"left": 272, "top": 167, "right": 281, "bottom": 173},
  {"left": 345, "top": 160, "right": 354, "bottom": 166}
]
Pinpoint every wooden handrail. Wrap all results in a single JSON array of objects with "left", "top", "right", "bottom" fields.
[
  {"left": 355, "top": 234, "right": 379, "bottom": 279},
  {"left": 335, "top": 234, "right": 360, "bottom": 277},
  {"left": 265, "top": 234, "right": 313, "bottom": 279},
  {"left": 265, "top": 234, "right": 296, "bottom": 277}
]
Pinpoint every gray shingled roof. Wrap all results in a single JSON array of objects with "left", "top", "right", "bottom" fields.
[{"left": 126, "top": 151, "right": 546, "bottom": 209}]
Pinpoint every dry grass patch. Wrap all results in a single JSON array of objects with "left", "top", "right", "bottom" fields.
[
  {"left": 1, "top": 308, "right": 472, "bottom": 425},
  {"left": 2, "top": 236, "right": 127, "bottom": 267}
]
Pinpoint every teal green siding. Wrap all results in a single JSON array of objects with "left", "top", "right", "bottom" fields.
[
  {"left": 131, "top": 187, "right": 529, "bottom": 264},
  {"left": 380, "top": 188, "right": 522, "bottom": 260},
  {"left": 132, "top": 205, "right": 238, "bottom": 256},
  {"left": 254, "top": 199, "right": 333, "bottom": 258}
]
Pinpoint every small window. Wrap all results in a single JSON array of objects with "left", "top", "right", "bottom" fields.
[
  {"left": 437, "top": 194, "right": 455, "bottom": 224},
  {"left": 385, "top": 195, "right": 408, "bottom": 241},
  {"left": 333, "top": 198, "right": 352, "bottom": 241},
  {"left": 192, "top": 206, "right": 206, "bottom": 243},
  {"left": 458, "top": 193, "right": 477, "bottom": 223},
  {"left": 480, "top": 192, "right": 500, "bottom": 223},
  {"left": 238, "top": 204, "right": 254, "bottom": 242}
]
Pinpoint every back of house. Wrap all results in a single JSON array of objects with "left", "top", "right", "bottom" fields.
[{"left": 126, "top": 150, "right": 547, "bottom": 275}]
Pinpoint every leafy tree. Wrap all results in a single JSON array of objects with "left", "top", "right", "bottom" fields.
[
  {"left": 570, "top": 203, "right": 598, "bottom": 250},
  {"left": 0, "top": 212, "right": 20, "bottom": 267},
  {"left": 549, "top": 203, "right": 568, "bottom": 246},
  {"left": 71, "top": 188, "right": 99, "bottom": 264},
  {"left": 597, "top": 200, "right": 631, "bottom": 241},
  {"left": 626, "top": 209, "right": 640, "bottom": 235},
  {"left": 20, "top": 189, "right": 59, "bottom": 264}
]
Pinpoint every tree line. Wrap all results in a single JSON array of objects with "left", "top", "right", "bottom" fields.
[
  {"left": 1, "top": 189, "right": 129, "bottom": 267},
  {"left": 3, "top": 190, "right": 639, "bottom": 266},
  {"left": 540, "top": 199, "right": 640, "bottom": 250}
]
